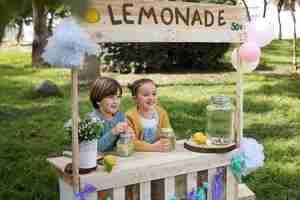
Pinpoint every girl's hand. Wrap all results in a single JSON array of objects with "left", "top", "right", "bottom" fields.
[
  {"left": 112, "top": 122, "right": 128, "bottom": 135},
  {"left": 153, "top": 140, "right": 170, "bottom": 152}
]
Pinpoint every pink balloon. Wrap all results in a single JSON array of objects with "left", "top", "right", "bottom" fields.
[
  {"left": 246, "top": 19, "right": 275, "bottom": 47},
  {"left": 239, "top": 42, "right": 261, "bottom": 63},
  {"left": 231, "top": 48, "right": 259, "bottom": 73}
]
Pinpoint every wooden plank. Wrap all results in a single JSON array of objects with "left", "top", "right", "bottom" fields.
[
  {"left": 71, "top": 69, "right": 80, "bottom": 193},
  {"left": 113, "top": 187, "right": 125, "bottom": 200},
  {"left": 235, "top": 46, "right": 243, "bottom": 147},
  {"left": 164, "top": 177, "right": 175, "bottom": 200},
  {"left": 186, "top": 172, "right": 197, "bottom": 193},
  {"left": 207, "top": 168, "right": 216, "bottom": 200},
  {"left": 140, "top": 181, "right": 151, "bottom": 200},
  {"left": 238, "top": 184, "right": 255, "bottom": 200},
  {"left": 226, "top": 166, "right": 238, "bottom": 200},
  {"left": 59, "top": 178, "right": 75, "bottom": 200},
  {"left": 49, "top": 143, "right": 237, "bottom": 191},
  {"left": 79, "top": 0, "right": 246, "bottom": 42}
]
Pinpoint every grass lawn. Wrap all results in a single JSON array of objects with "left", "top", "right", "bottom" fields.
[{"left": 0, "top": 40, "right": 300, "bottom": 200}]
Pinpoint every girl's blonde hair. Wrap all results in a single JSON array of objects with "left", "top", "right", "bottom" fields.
[
  {"left": 128, "top": 78, "right": 155, "bottom": 97},
  {"left": 90, "top": 77, "right": 122, "bottom": 109}
]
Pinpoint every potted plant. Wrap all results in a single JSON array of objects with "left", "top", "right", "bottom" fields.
[{"left": 65, "top": 116, "right": 103, "bottom": 173}]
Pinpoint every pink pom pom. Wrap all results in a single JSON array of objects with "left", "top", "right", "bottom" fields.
[{"left": 239, "top": 42, "right": 261, "bottom": 63}]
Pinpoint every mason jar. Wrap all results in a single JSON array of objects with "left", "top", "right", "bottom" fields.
[
  {"left": 206, "top": 96, "right": 235, "bottom": 145},
  {"left": 160, "top": 128, "right": 176, "bottom": 151},
  {"left": 116, "top": 133, "right": 135, "bottom": 157}
]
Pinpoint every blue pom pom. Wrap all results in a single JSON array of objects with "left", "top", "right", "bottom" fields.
[{"left": 42, "top": 17, "right": 98, "bottom": 69}]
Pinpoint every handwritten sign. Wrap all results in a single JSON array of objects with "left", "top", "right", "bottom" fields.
[{"left": 79, "top": 0, "right": 246, "bottom": 43}]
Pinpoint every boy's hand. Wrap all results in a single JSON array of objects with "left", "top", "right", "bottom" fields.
[
  {"left": 153, "top": 140, "right": 170, "bottom": 152},
  {"left": 112, "top": 122, "right": 128, "bottom": 135}
]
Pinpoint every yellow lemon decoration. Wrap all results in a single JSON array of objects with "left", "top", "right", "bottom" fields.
[
  {"left": 103, "top": 155, "right": 116, "bottom": 173},
  {"left": 85, "top": 8, "right": 100, "bottom": 23},
  {"left": 193, "top": 132, "right": 207, "bottom": 145}
]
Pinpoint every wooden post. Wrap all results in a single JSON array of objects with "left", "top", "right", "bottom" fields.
[
  {"left": 234, "top": 46, "right": 243, "bottom": 200},
  {"left": 235, "top": 47, "right": 243, "bottom": 148},
  {"left": 71, "top": 69, "right": 80, "bottom": 194}
]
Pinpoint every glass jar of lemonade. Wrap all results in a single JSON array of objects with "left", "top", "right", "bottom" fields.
[
  {"left": 116, "top": 133, "right": 135, "bottom": 157},
  {"left": 206, "top": 96, "right": 235, "bottom": 145},
  {"left": 160, "top": 128, "right": 176, "bottom": 151}
]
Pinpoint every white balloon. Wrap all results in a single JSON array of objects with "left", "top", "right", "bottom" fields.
[
  {"left": 231, "top": 48, "right": 260, "bottom": 73},
  {"left": 246, "top": 18, "right": 276, "bottom": 47}
]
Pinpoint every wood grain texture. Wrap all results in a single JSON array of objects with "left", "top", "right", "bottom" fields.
[
  {"left": 164, "top": 176, "right": 175, "bottom": 200},
  {"left": 186, "top": 172, "right": 198, "bottom": 193},
  {"left": 238, "top": 184, "right": 256, "bottom": 200},
  {"left": 226, "top": 166, "right": 238, "bottom": 200},
  {"left": 71, "top": 69, "right": 80, "bottom": 193},
  {"left": 48, "top": 142, "right": 237, "bottom": 191},
  {"left": 140, "top": 181, "right": 151, "bottom": 200},
  {"left": 79, "top": 0, "right": 246, "bottom": 42},
  {"left": 113, "top": 187, "right": 126, "bottom": 200}
]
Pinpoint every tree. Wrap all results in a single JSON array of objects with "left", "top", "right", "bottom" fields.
[
  {"left": 0, "top": 0, "right": 87, "bottom": 67},
  {"left": 286, "top": 0, "right": 299, "bottom": 70},
  {"left": 276, "top": 0, "right": 285, "bottom": 39},
  {"left": 263, "top": 0, "right": 268, "bottom": 18},
  {"left": 274, "top": 0, "right": 299, "bottom": 70},
  {"left": 0, "top": 0, "right": 30, "bottom": 43},
  {"left": 31, "top": 0, "right": 71, "bottom": 67}
]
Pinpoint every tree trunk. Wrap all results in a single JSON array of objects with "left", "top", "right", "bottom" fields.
[
  {"left": 78, "top": 55, "right": 100, "bottom": 85},
  {"left": 241, "top": 0, "right": 251, "bottom": 21},
  {"left": 48, "top": 11, "right": 55, "bottom": 36},
  {"left": 16, "top": 20, "right": 23, "bottom": 45},
  {"left": 263, "top": 0, "right": 267, "bottom": 18},
  {"left": 277, "top": 0, "right": 284, "bottom": 40},
  {"left": 32, "top": 0, "right": 49, "bottom": 67},
  {"left": 291, "top": 2, "right": 297, "bottom": 71}
]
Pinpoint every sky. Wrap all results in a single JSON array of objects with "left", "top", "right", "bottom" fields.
[{"left": 247, "top": 0, "right": 300, "bottom": 39}]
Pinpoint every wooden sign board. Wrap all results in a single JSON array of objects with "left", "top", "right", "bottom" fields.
[{"left": 79, "top": 0, "right": 247, "bottom": 43}]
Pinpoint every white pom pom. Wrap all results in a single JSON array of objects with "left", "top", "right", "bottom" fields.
[
  {"left": 240, "top": 137, "right": 265, "bottom": 175},
  {"left": 42, "top": 17, "right": 98, "bottom": 69}
]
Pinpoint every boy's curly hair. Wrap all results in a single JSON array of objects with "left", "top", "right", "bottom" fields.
[{"left": 90, "top": 77, "right": 122, "bottom": 109}]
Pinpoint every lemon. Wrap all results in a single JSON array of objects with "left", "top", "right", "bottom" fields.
[
  {"left": 193, "top": 132, "right": 207, "bottom": 145},
  {"left": 103, "top": 155, "right": 117, "bottom": 172},
  {"left": 104, "top": 155, "right": 116, "bottom": 166},
  {"left": 85, "top": 8, "right": 100, "bottom": 23}
]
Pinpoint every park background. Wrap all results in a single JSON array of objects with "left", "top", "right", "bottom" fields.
[{"left": 0, "top": 0, "right": 300, "bottom": 199}]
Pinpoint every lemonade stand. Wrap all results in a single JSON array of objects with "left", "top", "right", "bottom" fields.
[{"left": 44, "top": 0, "right": 269, "bottom": 199}]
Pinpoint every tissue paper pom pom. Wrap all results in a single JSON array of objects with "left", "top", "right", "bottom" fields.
[
  {"left": 240, "top": 137, "right": 265, "bottom": 175},
  {"left": 42, "top": 17, "right": 98, "bottom": 69}
]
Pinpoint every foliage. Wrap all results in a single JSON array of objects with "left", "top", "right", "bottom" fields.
[
  {"left": 101, "top": 43, "right": 230, "bottom": 73},
  {"left": 0, "top": 0, "right": 89, "bottom": 42},
  {"left": 64, "top": 116, "right": 104, "bottom": 142}
]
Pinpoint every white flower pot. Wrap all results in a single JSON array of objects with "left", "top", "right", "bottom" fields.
[{"left": 79, "top": 139, "right": 97, "bottom": 170}]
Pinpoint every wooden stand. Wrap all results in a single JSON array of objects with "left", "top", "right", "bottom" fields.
[{"left": 48, "top": 141, "right": 255, "bottom": 200}]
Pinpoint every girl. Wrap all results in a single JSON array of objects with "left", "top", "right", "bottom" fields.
[
  {"left": 89, "top": 77, "right": 130, "bottom": 153},
  {"left": 126, "top": 78, "right": 172, "bottom": 152}
]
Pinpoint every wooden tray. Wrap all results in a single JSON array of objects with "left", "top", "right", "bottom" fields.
[{"left": 184, "top": 139, "right": 236, "bottom": 153}]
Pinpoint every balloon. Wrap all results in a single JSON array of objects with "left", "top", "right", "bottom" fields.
[
  {"left": 231, "top": 48, "right": 260, "bottom": 73},
  {"left": 246, "top": 18, "right": 276, "bottom": 47},
  {"left": 239, "top": 42, "right": 261, "bottom": 62}
]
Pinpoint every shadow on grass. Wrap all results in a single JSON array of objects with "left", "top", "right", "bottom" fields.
[
  {"left": 244, "top": 122, "right": 299, "bottom": 141},
  {"left": 244, "top": 96, "right": 275, "bottom": 114},
  {"left": 0, "top": 64, "right": 37, "bottom": 78},
  {"left": 246, "top": 73, "right": 300, "bottom": 98}
]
